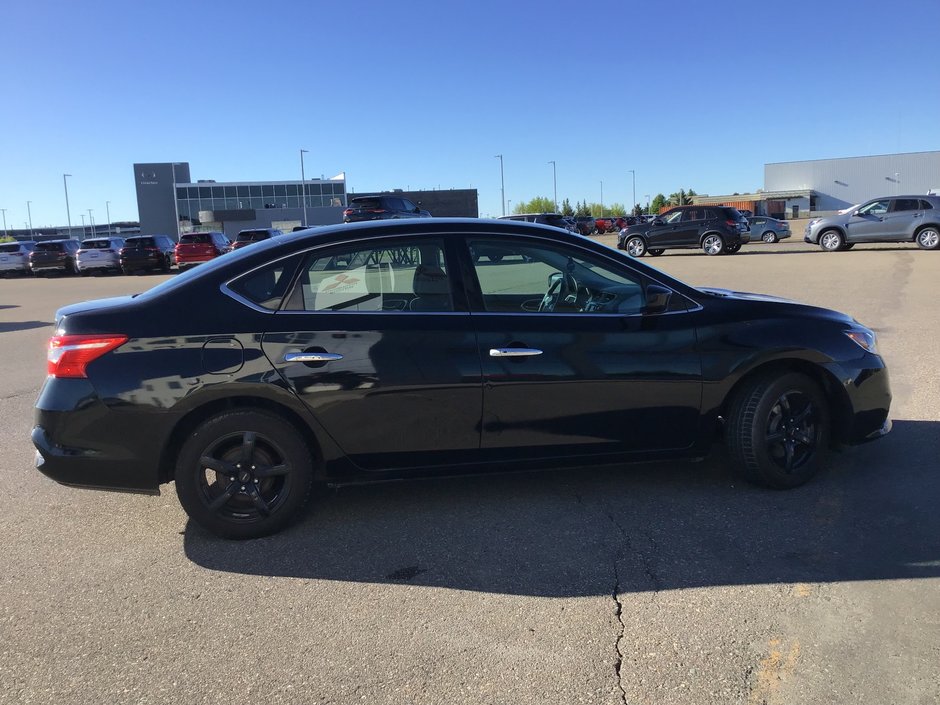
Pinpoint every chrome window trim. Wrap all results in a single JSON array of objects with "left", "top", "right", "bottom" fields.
[{"left": 220, "top": 229, "right": 702, "bottom": 315}]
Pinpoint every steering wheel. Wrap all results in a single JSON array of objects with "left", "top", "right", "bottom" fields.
[{"left": 538, "top": 272, "right": 579, "bottom": 312}]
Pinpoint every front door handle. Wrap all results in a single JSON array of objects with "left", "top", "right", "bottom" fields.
[
  {"left": 284, "top": 351, "right": 344, "bottom": 363},
  {"left": 489, "top": 348, "right": 543, "bottom": 357}
]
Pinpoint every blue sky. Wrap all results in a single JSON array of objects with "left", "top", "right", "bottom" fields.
[{"left": 2, "top": 0, "right": 938, "bottom": 227}]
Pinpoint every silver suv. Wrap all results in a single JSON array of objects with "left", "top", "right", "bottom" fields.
[{"left": 805, "top": 195, "right": 940, "bottom": 251}]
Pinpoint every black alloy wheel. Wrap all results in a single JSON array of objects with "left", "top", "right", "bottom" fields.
[
  {"left": 175, "top": 410, "right": 314, "bottom": 539},
  {"left": 726, "top": 372, "right": 829, "bottom": 489}
]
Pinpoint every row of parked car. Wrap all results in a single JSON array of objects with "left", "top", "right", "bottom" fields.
[{"left": 0, "top": 228, "right": 286, "bottom": 277}]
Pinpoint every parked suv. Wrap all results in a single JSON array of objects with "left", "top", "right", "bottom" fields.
[
  {"left": 574, "top": 216, "right": 596, "bottom": 235},
  {"left": 175, "top": 231, "right": 231, "bottom": 269},
  {"left": 119, "top": 235, "right": 176, "bottom": 274},
  {"left": 343, "top": 196, "right": 431, "bottom": 223},
  {"left": 29, "top": 239, "right": 80, "bottom": 275},
  {"left": 618, "top": 206, "right": 750, "bottom": 256},
  {"left": 230, "top": 228, "right": 283, "bottom": 251},
  {"left": 804, "top": 195, "right": 940, "bottom": 251},
  {"left": 76, "top": 237, "right": 125, "bottom": 274},
  {"left": 0, "top": 240, "right": 35, "bottom": 276},
  {"left": 498, "top": 213, "right": 578, "bottom": 233}
]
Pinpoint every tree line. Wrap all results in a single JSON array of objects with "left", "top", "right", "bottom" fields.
[{"left": 512, "top": 189, "right": 698, "bottom": 217}]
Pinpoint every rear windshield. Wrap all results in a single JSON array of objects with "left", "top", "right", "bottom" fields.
[
  {"left": 180, "top": 233, "right": 212, "bottom": 244},
  {"left": 721, "top": 208, "right": 747, "bottom": 221},
  {"left": 125, "top": 237, "right": 156, "bottom": 248},
  {"left": 236, "top": 231, "right": 271, "bottom": 243},
  {"left": 82, "top": 239, "right": 116, "bottom": 249},
  {"left": 350, "top": 198, "right": 382, "bottom": 209},
  {"left": 34, "top": 242, "right": 64, "bottom": 251},
  {"left": 0, "top": 243, "right": 23, "bottom": 253},
  {"left": 541, "top": 215, "right": 568, "bottom": 227}
]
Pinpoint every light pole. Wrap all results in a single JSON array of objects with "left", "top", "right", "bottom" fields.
[
  {"left": 106, "top": 201, "right": 111, "bottom": 236},
  {"left": 63, "top": 174, "right": 73, "bottom": 238},
  {"left": 600, "top": 181, "right": 604, "bottom": 216},
  {"left": 495, "top": 154, "right": 505, "bottom": 216},
  {"left": 628, "top": 169, "right": 636, "bottom": 215},
  {"left": 171, "top": 162, "right": 182, "bottom": 238},
  {"left": 548, "top": 160, "right": 557, "bottom": 212},
  {"left": 80, "top": 213, "right": 87, "bottom": 239},
  {"left": 1, "top": 208, "right": 7, "bottom": 238},
  {"left": 300, "top": 149, "right": 309, "bottom": 227},
  {"left": 644, "top": 194, "right": 650, "bottom": 215},
  {"left": 26, "top": 201, "right": 33, "bottom": 237},
  {"left": 507, "top": 199, "right": 512, "bottom": 214},
  {"left": 87, "top": 209, "right": 94, "bottom": 238}
]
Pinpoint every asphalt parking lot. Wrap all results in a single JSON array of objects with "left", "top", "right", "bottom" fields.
[{"left": 1, "top": 237, "right": 938, "bottom": 705}]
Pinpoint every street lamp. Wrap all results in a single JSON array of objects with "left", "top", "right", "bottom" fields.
[
  {"left": 495, "top": 154, "right": 505, "bottom": 216},
  {"left": 628, "top": 170, "right": 636, "bottom": 215},
  {"left": 548, "top": 160, "right": 557, "bottom": 212},
  {"left": 507, "top": 199, "right": 512, "bottom": 214},
  {"left": 0, "top": 208, "right": 7, "bottom": 238},
  {"left": 26, "top": 201, "right": 33, "bottom": 237},
  {"left": 300, "top": 149, "right": 309, "bottom": 227},
  {"left": 600, "top": 181, "right": 604, "bottom": 215},
  {"left": 80, "top": 213, "right": 87, "bottom": 238},
  {"left": 87, "top": 209, "right": 94, "bottom": 238},
  {"left": 106, "top": 201, "right": 111, "bottom": 236},
  {"left": 63, "top": 174, "right": 73, "bottom": 237}
]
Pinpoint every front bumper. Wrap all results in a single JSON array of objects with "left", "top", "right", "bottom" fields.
[{"left": 827, "top": 358, "right": 892, "bottom": 445}]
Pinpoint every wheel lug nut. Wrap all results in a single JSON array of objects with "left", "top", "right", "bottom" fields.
[
  {"left": 229, "top": 476, "right": 235, "bottom": 481},
  {"left": 240, "top": 485, "right": 246, "bottom": 491},
  {"left": 254, "top": 479, "right": 259, "bottom": 484}
]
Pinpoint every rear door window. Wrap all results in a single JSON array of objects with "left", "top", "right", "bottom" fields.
[
  {"left": 890, "top": 199, "right": 920, "bottom": 212},
  {"left": 126, "top": 238, "right": 156, "bottom": 248}
]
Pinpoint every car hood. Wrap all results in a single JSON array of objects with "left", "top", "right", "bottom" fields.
[
  {"left": 55, "top": 296, "right": 138, "bottom": 325},
  {"left": 697, "top": 287, "right": 855, "bottom": 323}
]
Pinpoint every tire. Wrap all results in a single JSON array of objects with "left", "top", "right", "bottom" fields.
[
  {"left": 161, "top": 256, "right": 171, "bottom": 273},
  {"left": 841, "top": 244, "right": 855, "bottom": 250},
  {"left": 648, "top": 249, "right": 665, "bottom": 256},
  {"left": 624, "top": 236, "right": 647, "bottom": 258},
  {"left": 762, "top": 232, "right": 778, "bottom": 243},
  {"left": 819, "top": 229, "right": 844, "bottom": 252},
  {"left": 702, "top": 233, "right": 725, "bottom": 255},
  {"left": 916, "top": 226, "right": 940, "bottom": 250},
  {"left": 724, "top": 243, "right": 741, "bottom": 254},
  {"left": 174, "top": 409, "right": 314, "bottom": 539},
  {"left": 726, "top": 372, "right": 830, "bottom": 489}
]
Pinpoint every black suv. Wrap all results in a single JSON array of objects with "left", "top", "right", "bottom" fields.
[
  {"left": 618, "top": 206, "right": 750, "bottom": 257},
  {"left": 28, "top": 239, "right": 81, "bottom": 275},
  {"left": 343, "top": 196, "right": 431, "bottom": 223},
  {"left": 119, "top": 235, "right": 177, "bottom": 274}
]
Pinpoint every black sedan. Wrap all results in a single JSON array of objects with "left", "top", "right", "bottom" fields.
[{"left": 33, "top": 219, "right": 891, "bottom": 539}]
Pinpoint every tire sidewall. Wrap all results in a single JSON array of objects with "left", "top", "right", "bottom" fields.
[
  {"left": 626, "top": 236, "right": 646, "bottom": 257},
  {"left": 820, "top": 230, "right": 844, "bottom": 251},
  {"left": 916, "top": 227, "right": 939, "bottom": 250},
  {"left": 175, "top": 410, "right": 314, "bottom": 539}
]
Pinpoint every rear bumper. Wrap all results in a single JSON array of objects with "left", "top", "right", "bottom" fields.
[
  {"left": 30, "top": 261, "right": 69, "bottom": 272},
  {"left": 120, "top": 254, "right": 165, "bottom": 270},
  {"left": 77, "top": 257, "right": 120, "bottom": 270},
  {"left": 0, "top": 260, "right": 30, "bottom": 272}
]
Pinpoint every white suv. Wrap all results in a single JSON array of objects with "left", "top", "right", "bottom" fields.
[
  {"left": 76, "top": 237, "right": 126, "bottom": 274},
  {"left": 0, "top": 240, "right": 36, "bottom": 276}
]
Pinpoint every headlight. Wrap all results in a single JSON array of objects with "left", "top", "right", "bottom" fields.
[{"left": 845, "top": 328, "right": 877, "bottom": 354}]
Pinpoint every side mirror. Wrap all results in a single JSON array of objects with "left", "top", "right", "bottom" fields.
[
  {"left": 651, "top": 218, "right": 664, "bottom": 226},
  {"left": 644, "top": 284, "right": 673, "bottom": 314}
]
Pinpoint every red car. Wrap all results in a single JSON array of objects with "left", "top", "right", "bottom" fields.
[{"left": 175, "top": 232, "right": 231, "bottom": 271}]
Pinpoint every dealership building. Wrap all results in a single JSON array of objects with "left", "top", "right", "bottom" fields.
[
  {"left": 694, "top": 151, "right": 940, "bottom": 219},
  {"left": 134, "top": 162, "right": 480, "bottom": 239}
]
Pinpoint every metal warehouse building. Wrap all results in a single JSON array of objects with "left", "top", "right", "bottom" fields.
[{"left": 695, "top": 151, "right": 940, "bottom": 219}]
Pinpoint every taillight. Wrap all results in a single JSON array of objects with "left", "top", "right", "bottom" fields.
[
  {"left": 47, "top": 334, "right": 128, "bottom": 379},
  {"left": 726, "top": 219, "right": 738, "bottom": 226},
  {"left": 368, "top": 209, "right": 386, "bottom": 213},
  {"left": 343, "top": 208, "right": 354, "bottom": 216}
]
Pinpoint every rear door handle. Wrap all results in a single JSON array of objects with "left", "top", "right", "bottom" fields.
[
  {"left": 489, "top": 348, "right": 543, "bottom": 357},
  {"left": 284, "top": 352, "right": 344, "bottom": 363}
]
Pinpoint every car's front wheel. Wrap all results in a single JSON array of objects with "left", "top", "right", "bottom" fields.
[
  {"left": 174, "top": 409, "right": 314, "bottom": 539},
  {"left": 702, "top": 234, "right": 725, "bottom": 255},
  {"left": 625, "top": 236, "right": 647, "bottom": 257},
  {"left": 819, "top": 230, "right": 845, "bottom": 251},
  {"left": 916, "top": 226, "right": 940, "bottom": 250},
  {"left": 726, "top": 372, "right": 829, "bottom": 489}
]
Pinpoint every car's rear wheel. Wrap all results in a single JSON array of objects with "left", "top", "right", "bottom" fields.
[
  {"left": 702, "top": 234, "right": 725, "bottom": 255},
  {"left": 625, "top": 236, "right": 647, "bottom": 257},
  {"left": 726, "top": 372, "right": 829, "bottom": 489},
  {"left": 762, "top": 232, "right": 777, "bottom": 243},
  {"left": 819, "top": 230, "right": 844, "bottom": 251},
  {"left": 916, "top": 226, "right": 940, "bottom": 250},
  {"left": 175, "top": 410, "right": 314, "bottom": 539},
  {"left": 648, "top": 248, "right": 665, "bottom": 256}
]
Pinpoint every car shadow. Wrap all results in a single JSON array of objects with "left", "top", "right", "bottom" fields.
[
  {"left": 184, "top": 420, "right": 940, "bottom": 596},
  {"left": 0, "top": 320, "right": 54, "bottom": 333}
]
